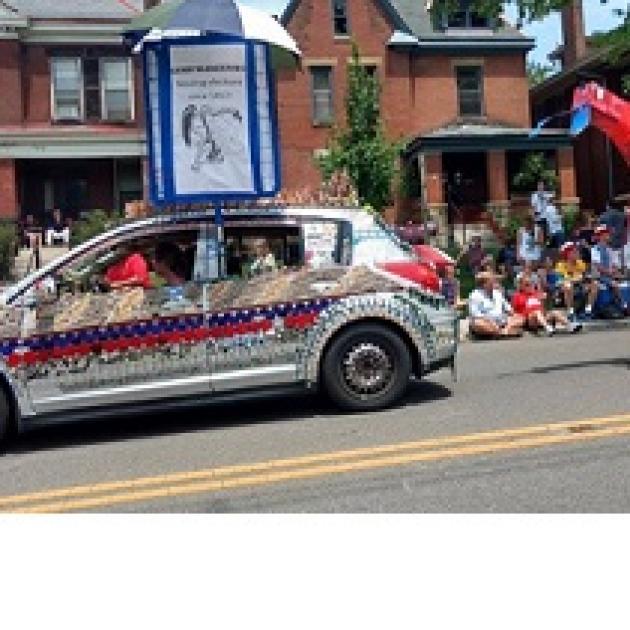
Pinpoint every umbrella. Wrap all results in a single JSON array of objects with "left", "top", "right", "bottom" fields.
[
  {"left": 412, "top": 244, "right": 455, "bottom": 273},
  {"left": 125, "top": 0, "right": 301, "bottom": 68}
]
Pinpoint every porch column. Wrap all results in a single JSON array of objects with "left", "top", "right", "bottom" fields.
[
  {"left": 557, "top": 146, "right": 579, "bottom": 206},
  {"left": 423, "top": 152, "right": 448, "bottom": 246},
  {"left": 486, "top": 150, "right": 510, "bottom": 230},
  {"left": 0, "top": 159, "right": 18, "bottom": 220}
]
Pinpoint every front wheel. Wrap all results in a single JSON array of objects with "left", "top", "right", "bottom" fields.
[{"left": 321, "top": 323, "right": 412, "bottom": 411}]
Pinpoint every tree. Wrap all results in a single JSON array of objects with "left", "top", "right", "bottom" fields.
[
  {"left": 512, "top": 152, "right": 557, "bottom": 192},
  {"left": 527, "top": 61, "right": 554, "bottom": 86},
  {"left": 317, "top": 44, "right": 402, "bottom": 212},
  {"left": 428, "top": 1, "right": 572, "bottom": 26}
]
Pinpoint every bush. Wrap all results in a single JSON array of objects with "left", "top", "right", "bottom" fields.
[
  {"left": 70, "top": 210, "right": 123, "bottom": 247},
  {"left": 0, "top": 221, "right": 16, "bottom": 281},
  {"left": 512, "top": 152, "right": 557, "bottom": 193}
]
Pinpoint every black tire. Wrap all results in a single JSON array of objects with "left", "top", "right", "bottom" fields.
[
  {"left": 0, "top": 389, "right": 9, "bottom": 451},
  {"left": 321, "top": 323, "right": 412, "bottom": 411}
]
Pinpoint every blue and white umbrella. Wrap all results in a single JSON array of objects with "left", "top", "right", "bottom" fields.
[{"left": 125, "top": 0, "right": 301, "bottom": 67}]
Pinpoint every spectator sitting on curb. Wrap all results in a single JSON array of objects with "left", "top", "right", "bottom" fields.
[
  {"left": 591, "top": 224, "right": 629, "bottom": 315},
  {"left": 441, "top": 264, "right": 466, "bottom": 309},
  {"left": 459, "top": 235, "right": 486, "bottom": 275},
  {"left": 468, "top": 271, "right": 524, "bottom": 339},
  {"left": 497, "top": 237, "right": 518, "bottom": 280},
  {"left": 555, "top": 241, "right": 598, "bottom": 321},
  {"left": 511, "top": 273, "right": 582, "bottom": 336}
]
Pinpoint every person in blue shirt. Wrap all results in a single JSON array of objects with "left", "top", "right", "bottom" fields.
[{"left": 591, "top": 225, "right": 628, "bottom": 315}]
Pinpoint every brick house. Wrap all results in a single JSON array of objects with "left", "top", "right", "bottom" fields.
[
  {"left": 0, "top": 0, "right": 145, "bottom": 222},
  {"left": 531, "top": 0, "right": 630, "bottom": 215},
  {"left": 277, "top": 0, "right": 577, "bottom": 231}
]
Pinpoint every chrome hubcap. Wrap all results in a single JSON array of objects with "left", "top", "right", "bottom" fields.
[{"left": 342, "top": 342, "right": 394, "bottom": 396}]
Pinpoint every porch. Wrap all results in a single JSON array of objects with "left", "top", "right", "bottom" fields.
[{"left": 404, "top": 124, "right": 578, "bottom": 246}]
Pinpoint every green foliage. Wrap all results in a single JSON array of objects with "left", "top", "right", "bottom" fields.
[
  {"left": 0, "top": 221, "right": 16, "bottom": 281},
  {"left": 512, "top": 152, "right": 557, "bottom": 192},
  {"left": 70, "top": 210, "right": 123, "bottom": 247},
  {"left": 527, "top": 61, "right": 555, "bottom": 86},
  {"left": 429, "top": 1, "right": 573, "bottom": 26},
  {"left": 317, "top": 43, "right": 402, "bottom": 212},
  {"left": 562, "top": 203, "right": 580, "bottom": 236}
]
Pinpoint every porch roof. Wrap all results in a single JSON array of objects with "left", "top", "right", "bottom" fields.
[{"left": 405, "top": 123, "right": 573, "bottom": 156}]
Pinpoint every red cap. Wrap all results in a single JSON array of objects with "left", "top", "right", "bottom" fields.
[
  {"left": 594, "top": 224, "right": 611, "bottom": 236},
  {"left": 560, "top": 241, "right": 577, "bottom": 258}
]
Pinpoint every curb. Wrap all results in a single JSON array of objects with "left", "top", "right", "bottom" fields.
[{"left": 458, "top": 316, "right": 630, "bottom": 343}]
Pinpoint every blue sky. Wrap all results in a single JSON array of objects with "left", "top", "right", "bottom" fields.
[{"left": 240, "top": 0, "right": 627, "bottom": 65}]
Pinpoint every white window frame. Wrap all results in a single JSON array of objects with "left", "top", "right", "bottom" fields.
[
  {"left": 50, "top": 56, "right": 84, "bottom": 122},
  {"left": 309, "top": 65, "right": 334, "bottom": 127},
  {"left": 99, "top": 57, "right": 135, "bottom": 122}
]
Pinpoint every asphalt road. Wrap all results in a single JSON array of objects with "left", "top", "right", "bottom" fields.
[{"left": 0, "top": 328, "right": 629, "bottom": 512}]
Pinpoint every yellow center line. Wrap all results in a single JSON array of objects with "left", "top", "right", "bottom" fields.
[
  {"left": 11, "top": 421, "right": 630, "bottom": 513},
  {"left": 2, "top": 412, "right": 630, "bottom": 513},
  {"left": 2, "top": 412, "right": 630, "bottom": 510}
]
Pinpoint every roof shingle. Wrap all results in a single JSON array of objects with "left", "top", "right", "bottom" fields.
[{"left": 1, "top": 0, "right": 142, "bottom": 19}]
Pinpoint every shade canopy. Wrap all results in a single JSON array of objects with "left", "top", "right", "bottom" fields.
[{"left": 125, "top": 0, "right": 301, "bottom": 68}]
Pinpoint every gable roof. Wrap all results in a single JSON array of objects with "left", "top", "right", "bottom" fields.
[
  {"left": 0, "top": 0, "right": 142, "bottom": 20},
  {"left": 281, "top": 0, "right": 408, "bottom": 32},
  {"left": 282, "top": 0, "right": 533, "bottom": 52}
]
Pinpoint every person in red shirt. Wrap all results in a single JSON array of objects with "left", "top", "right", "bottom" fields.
[
  {"left": 511, "top": 273, "right": 581, "bottom": 335},
  {"left": 103, "top": 244, "right": 151, "bottom": 290}
]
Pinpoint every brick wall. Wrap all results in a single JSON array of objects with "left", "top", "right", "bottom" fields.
[
  {"left": 278, "top": 0, "right": 531, "bottom": 195},
  {"left": 24, "top": 45, "right": 51, "bottom": 123},
  {"left": 0, "top": 41, "right": 23, "bottom": 124},
  {"left": 0, "top": 160, "right": 18, "bottom": 219}
]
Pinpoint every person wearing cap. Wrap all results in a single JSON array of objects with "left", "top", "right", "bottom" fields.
[
  {"left": 555, "top": 241, "right": 598, "bottom": 320},
  {"left": 591, "top": 224, "right": 628, "bottom": 315},
  {"left": 468, "top": 271, "right": 524, "bottom": 338},
  {"left": 511, "top": 273, "right": 581, "bottom": 335}
]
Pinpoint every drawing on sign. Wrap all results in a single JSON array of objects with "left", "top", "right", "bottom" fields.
[
  {"left": 181, "top": 105, "right": 245, "bottom": 171},
  {"left": 171, "top": 44, "right": 253, "bottom": 195}
]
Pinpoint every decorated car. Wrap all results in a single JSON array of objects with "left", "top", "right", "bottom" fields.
[{"left": 0, "top": 206, "right": 457, "bottom": 446}]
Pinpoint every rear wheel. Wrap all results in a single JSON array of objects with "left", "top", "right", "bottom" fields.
[{"left": 321, "top": 323, "right": 412, "bottom": 411}]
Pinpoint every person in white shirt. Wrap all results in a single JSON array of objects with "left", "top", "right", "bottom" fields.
[
  {"left": 544, "top": 203, "right": 565, "bottom": 248},
  {"left": 530, "top": 180, "right": 553, "bottom": 245},
  {"left": 517, "top": 218, "right": 541, "bottom": 265},
  {"left": 468, "top": 271, "right": 524, "bottom": 338}
]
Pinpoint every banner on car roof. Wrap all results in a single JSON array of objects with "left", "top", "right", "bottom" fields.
[{"left": 143, "top": 36, "right": 281, "bottom": 206}]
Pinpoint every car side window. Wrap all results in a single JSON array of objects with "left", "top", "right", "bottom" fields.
[{"left": 31, "top": 227, "right": 202, "bottom": 335}]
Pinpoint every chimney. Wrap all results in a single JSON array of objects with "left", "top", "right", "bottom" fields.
[{"left": 561, "top": 0, "right": 587, "bottom": 68}]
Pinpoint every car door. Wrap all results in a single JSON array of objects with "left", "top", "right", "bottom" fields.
[
  {"left": 20, "top": 221, "right": 212, "bottom": 415},
  {"left": 204, "top": 217, "right": 353, "bottom": 393}
]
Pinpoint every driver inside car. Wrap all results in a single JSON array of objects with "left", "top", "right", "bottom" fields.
[{"left": 102, "top": 242, "right": 152, "bottom": 290}]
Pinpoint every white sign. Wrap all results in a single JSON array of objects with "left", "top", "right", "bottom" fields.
[{"left": 170, "top": 44, "right": 253, "bottom": 195}]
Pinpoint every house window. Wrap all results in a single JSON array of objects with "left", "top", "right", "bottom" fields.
[
  {"left": 456, "top": 65, "right": 484, "bottom": 117},
  {"left": 332, "top": 0, "right": 349, "bottom": 36},
  {"left": 51, "top": 54, "right": 134, "bottom": 123},
  {"left": 310, "top": 66, "right": 334, "bottom": 125},
  {"left": 101, "top": 59, "right": 133, "bottom": 122},
  {"left": 51, "top": 58, "right": 83, "bottom": 121},
  {"left": 443, "top": 0, "right": 491, "bottom": 28}
]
